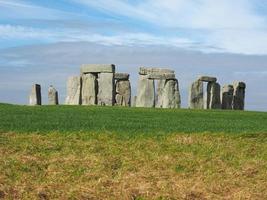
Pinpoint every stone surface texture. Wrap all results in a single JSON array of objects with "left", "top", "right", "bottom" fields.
[
  {"left": 136, "top": 75, "right": 155, "bottom": 108},
  {"left": 81, "top": 73, "right": 97, "bottom": 105},
  {"left": 114, "top": 73, "right": 129, "bottom": 80},
  {"left": 189, "top": 80, "right": 204, "bottom": 109},
  {"left": 48, "top": 86, "right": 58, "bottom": 105},
  {"left": 232, "top": 81, "right": 246, "bottom": 110},
  {"left": 97, "top": 73, "right": 115, "bottom": 106},
  {"left": 29, "top": 84, "right": 41, "bottom": 106},
  {"left": 161, "top": 79, "right": 181, "bottom": 108},
  {"left": 115, "top": 80, "right": 131, "bottom": 106},
  {"left": 198, "top": 76, "right": 217, "bottom": 82},
  {"left": 209, "top": 82, "right": 221, "bottom": 109},
  {"left": 81, "top": 64, "right": 115, "bottom": 74},
  {"left": 65, "top": 76, "right": 81, "bottom": 105},
  {"left": 147, "top": 73, "right": 175, "bottom": 80},
  {"left": 139, "top": 67, "right": 174, "bottom": 75},
  {"left": 221, "top": 84, "right": 234, "bottom": 110}
]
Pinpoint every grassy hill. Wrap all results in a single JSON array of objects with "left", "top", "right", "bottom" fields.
[{"left": 0, "top": 103, "right": 267, "bottom": 199}]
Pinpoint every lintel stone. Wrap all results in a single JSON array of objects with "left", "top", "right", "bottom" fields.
[
  {"left": 139, "top": 67, "right": 174, "bottom": 75},
  {"left": 81, "top": 64, "right": 115, "bottom": 74},
  {"left": 198, "top": 76, "right": 217, "bottom": 82},
  {"left": 147, "top": 73, "right": 176, "bottom": 80}
]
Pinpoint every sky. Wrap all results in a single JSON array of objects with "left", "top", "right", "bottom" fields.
[{"left": 0, "top": 0, "right": 267, "bottom": 111}]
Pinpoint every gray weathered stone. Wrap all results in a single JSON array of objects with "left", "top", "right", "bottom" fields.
[
  {"left": 158, "top": 79, "right": 181, "bottom": 108},
  {"left": 221, "top": 85, "right": 234, "bottom": 110},
  {"left": 209, "top": 82, "right": 221, "bottom": 109},
  {"left": 48, "top": 85, "right": 58, "bottom": 105},
  {"left": 81, "top": 64, "right": 115, "bottom": 74},
  {"left": 115, "top": 80, "right": 131, "bottom": 106},
  {"left": 136, "top": 75, "right": 155, "bottom": 108},
  {"left": 81, "top": 73, "right": 97, "bottom": 105},
  {"left": 189, "top": 80, "right": 204, "bottom": 109},
  {"left": 29, "top": 84, "right": 41, "bottom": 106},
  {"left": 232, "top": 81, "right": 246, "bottom": 110},
  {"left": 114, "top": 73, "right": 129, "bottom": 80},
  {"left": 65, "top": 76, "right": 81, "bottom": 105},
  {"left": 147, "top": 73, "right": 175, "bottom": 80},
  {"left": 198, "top": 76, "right": 217, "bottom": 82},
  {"left": 139, "top": 67, "right": 174, "bottom": 75},
  {"left": 98, "top": 73, "right": 115, "bottom": 106},
  {"left": 156, "top": 80, "right": 165, "bottom": 108}
]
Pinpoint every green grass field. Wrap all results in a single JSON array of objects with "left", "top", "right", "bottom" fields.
[{"left": 0, "top": 103, "right": 267, "bottom": 199}]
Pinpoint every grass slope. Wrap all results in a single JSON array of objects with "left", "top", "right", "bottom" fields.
[
  {"left": 1, "top": 103, "right": 267, "bottom": 134},
  {"left": 0, "top": 104, "right": 267, "bottom": 199}
]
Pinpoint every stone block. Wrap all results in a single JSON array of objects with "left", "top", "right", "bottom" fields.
[
  {"left": 221, "top": 84, "right": 234, "bottom": 110},
  {"left": 48, "top": 85, "right": 58, "bottom": 105},
  {"left": 29, "top": 84, "right": 41, "bottom": 106},
  {"left": 114, "top": 73, "right": 129, "bottom": 80},
  {"left": 147, "top": 73, "right": 176, "bottom": 80},
  {"left": 232, "top": 81, "right": 246, "bottom": 110},
  {"left": 65, "top": 76, "right": 81, "bottom": 105},
  {"left": 81, "top": 64, "right": 115, "bottom": 74},
  {"left": 189, "top": 80, "right": 204, "bottom": 109},
  {"left": 82, "top": 73, "right": 97, "bottom": 105},
  {"left": 139, "top": 67, "right": 174, "bottom": 75},
  {"left": 98, "top": 73, "right": 115, "bottom": 106},
  {"left": 136, "top": 75, "right": 155, "bottom": 108},
  {"left": 198, "top": 76, "right": 217, "bottom": 82},
  {"left": 209, "top": 82, "right": 221, "bottom": 109},
  {"left": 115, "top": 80, "right": 131, "bottom": 106}
]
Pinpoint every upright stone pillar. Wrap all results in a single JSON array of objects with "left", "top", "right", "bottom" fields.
[
  {"left": 221, "top": 85, "right": 234, "bottom": 110},
  {"left": 29, "top": 84, "right": 41, "bottom": 106},
  {"left": 48, "top": 85, "right": 59, "bottom": 105},
  {"left": 209, "top": 82, "right": 221, "bottom": 109},
  {"left": 136, "top": 75, "right": 155, "bottom": 108},
  {"left": 82, "top": 73, "right": 97, "bottom": 105},
  {"left": 115, "top": 73, "right": 131, "bottom": 107},
  {"left": 98, "top": 73, "right": 115, "bottom": 106},
  {"left": 65, "top": 76, "right": 81, "bottom": 105},
  {"left": 157, "top": 79, "right": 181, "bottom": 108},
  {"left": 189, "top": 80, "right": 203, "bottom": 109},
  {"left": 156, "top": 80, "right": 165, "bottom": 108},
  {"left": 232, "top": 81, "right": 246, "bottom": 110}
]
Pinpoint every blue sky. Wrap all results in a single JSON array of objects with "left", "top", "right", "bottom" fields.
[{"left": 0, "top": 0, "right": 267, "bottom": 110}]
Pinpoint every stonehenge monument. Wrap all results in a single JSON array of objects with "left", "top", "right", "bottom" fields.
[
  {"left": 189, "top": 76, "right": 221, "bottom": 109},
  {"left": 48, "top": 85, "right": 59, "bottom": 105},
  {"left": 29, "top": 84, "right": 42, "bottom": 106},
  {"left": 28, "top": 64, "right": 247, "bottom": 110},
  {"left": 136, "top": 67, "right": 181, "bottom": 108},
  {"left": 115, "top": 73, "right": 131, "bottom": 106}
]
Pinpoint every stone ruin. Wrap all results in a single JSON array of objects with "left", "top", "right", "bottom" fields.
[
  {"left": 136, "top": 67, "right": 181, "bottom": 108},
  {"left": 189, "top": 76, "right": 246, "bottom": 110},
  {"left": 28, "top": 64, "right": 246, "bottom": 111},
  {"left": 65, "top": 64, "right": 131, "bottom": 107}
]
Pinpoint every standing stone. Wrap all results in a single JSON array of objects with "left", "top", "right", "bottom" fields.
[
  {"left": 98, "top": 73, "right": 115, "bottom": 106},
  {"left": 29, "top": 84, "right": 41, "bottom": 106},
  {"left": 115, "top": 80, "right": 131, "bottom": 106},
  {"left": 162, "top": 79, "right": 181, "bottom": 109},
  {"left": 156, "top": 80, "right": 165, "bottom": 108},
  {"left": 82, "top": 73, "right": 97, "bottom": 105},
  {"left": 48, "top": 86, "right": 59, "bottom": 105},
  {"left": 232, "top": 81, "right": 246, "bottom": 110},
  {"left": 65, "top": 76, "right": 81, "bottom": 105},
  {"left": 136, "top": 75, "right": 155, "bottom": 108},
  {"left": 157, "top": 79, "right": 180, "bottom": 108},
  {"left": 206, "top": 82, "right": 212, "bottom": 109},
  {"left": 221, "top": 85, "right": 234, "bottom": 110},
  {"left": 209, "top": 82, "right": 221, "bottom": 109},
  {"left": 189, "top": 80, "right": 204, "bottom": 109}
]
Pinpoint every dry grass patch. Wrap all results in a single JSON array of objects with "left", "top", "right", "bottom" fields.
[{"left": 0, "top": 132, "right": 266, "bottom": 199}]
